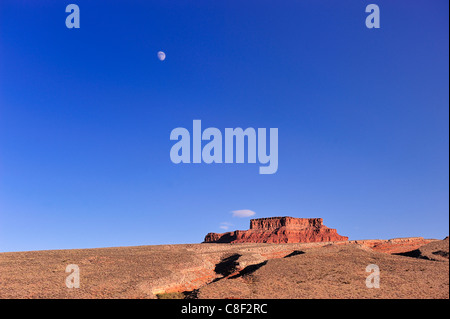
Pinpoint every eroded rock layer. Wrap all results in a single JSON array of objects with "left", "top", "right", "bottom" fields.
[{"left": 204, "top": 217, "right": 348, "bottom": 243}]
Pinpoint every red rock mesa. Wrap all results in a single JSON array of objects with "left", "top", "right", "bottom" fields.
[{"left": 204, "top": 217, "right": 348, "bottom": 243}]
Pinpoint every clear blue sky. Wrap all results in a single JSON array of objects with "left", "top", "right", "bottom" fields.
[{"left": 0, "top": 1, "right": 448, "bottom": 252}]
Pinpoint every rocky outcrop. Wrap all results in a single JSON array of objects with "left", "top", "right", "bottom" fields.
[
  {"left": 204, "top": 217, "right": 348, "bottom": 243},
  {"left": 353, "top": 237, "right": 435, "bottom": 254}
]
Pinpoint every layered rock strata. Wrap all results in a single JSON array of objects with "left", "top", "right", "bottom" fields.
[{"left": 204, "top": 217, "right": 348, "bottom": 243}]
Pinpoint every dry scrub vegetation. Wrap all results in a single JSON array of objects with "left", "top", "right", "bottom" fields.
[{"left": 0, "top": 238, "right": 448, "bottom": 299}]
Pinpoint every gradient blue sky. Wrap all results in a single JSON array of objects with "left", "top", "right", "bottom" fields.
[{"left": 0, "top": 1, "right": 448, "bottom": 252}]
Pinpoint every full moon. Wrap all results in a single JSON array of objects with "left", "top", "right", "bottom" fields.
[{"left": 157, "top": 51, "right": 166, "bottom": 61}]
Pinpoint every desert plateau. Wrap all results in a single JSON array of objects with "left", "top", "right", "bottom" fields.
[{"left": 0, "top": 235, "right": 448, "bottom": 299}]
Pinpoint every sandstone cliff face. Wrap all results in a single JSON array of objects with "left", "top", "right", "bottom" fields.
[{"left": 204, "top": 217, "right": 348, "bottom": 244}]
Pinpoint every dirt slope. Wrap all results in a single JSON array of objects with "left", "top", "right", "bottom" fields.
[
  {"left": 0, "top": 239, "right": 448, "bottom": 299},
  {"left": 197, "top": 244, "right": 449, "bottom": 299}
]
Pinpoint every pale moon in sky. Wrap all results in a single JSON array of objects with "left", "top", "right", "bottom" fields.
[{"left": 157, "top": 51, "right": 166, "bottom": 61}]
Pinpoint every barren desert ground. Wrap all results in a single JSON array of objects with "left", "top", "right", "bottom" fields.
[{"left": 0, "top": 237, "right": 448, "bottom": 299}]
